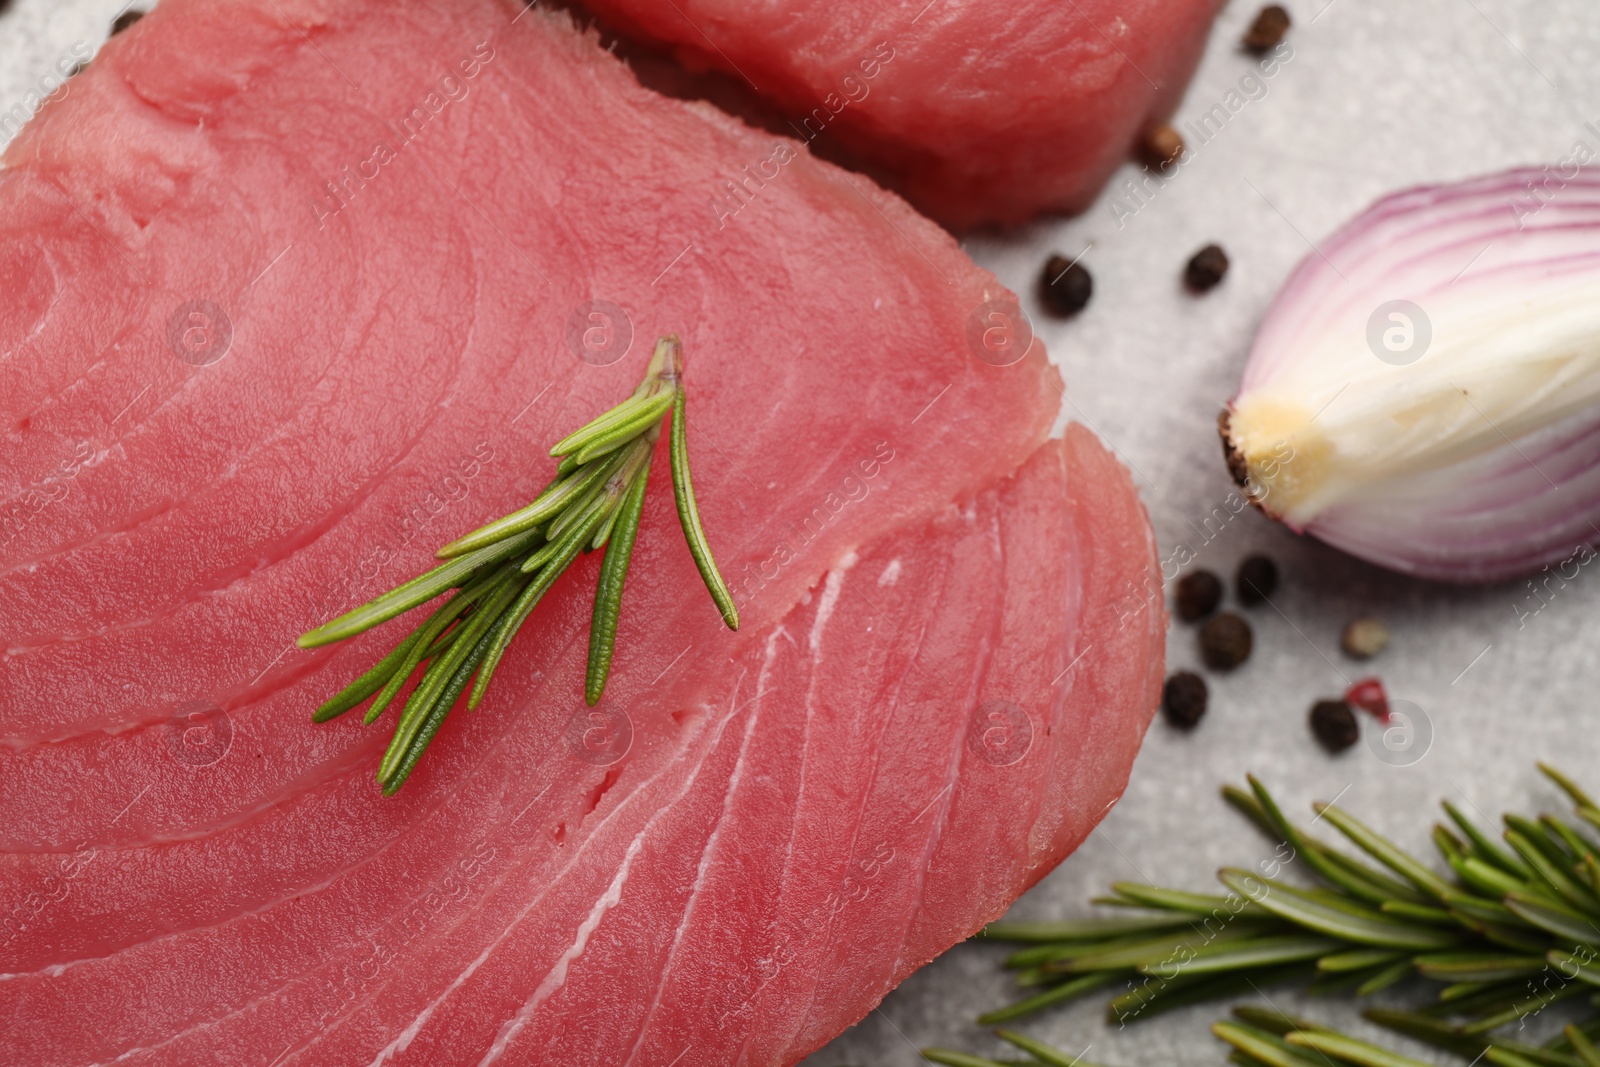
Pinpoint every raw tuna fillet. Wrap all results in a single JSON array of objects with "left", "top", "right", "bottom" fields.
[
  {"left": 576, "top": 0, "right": 1225, "bottom": 228},
  {"left": 0, "top": 2, "right": 1163, "bottom": 1065}
]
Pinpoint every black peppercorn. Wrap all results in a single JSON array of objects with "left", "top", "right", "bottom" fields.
[
  {"left": 1243, "top": 5, "right": 1291, "bottom": 53},
  {"left": 1310, "top": 699, "right": 1359, "bottom": 753},
  {"left": 1162, "top": 671, "right": 1209, "bottom": 729},
  {"left": 1199, "top": 612, "right": 1253, "bottom": 671},
  {"left": 1175, "top": 570, "right": 1223, "bottom": 622},
  {"left": 1236, "top": 555, "right": 1278, "bottom": 606},
  {"left": 1039, "top": 255, "right": 1093, "bottom": 317},
  {"left": 1184, "top": 244, "right": 1230, "bottom": 293}
]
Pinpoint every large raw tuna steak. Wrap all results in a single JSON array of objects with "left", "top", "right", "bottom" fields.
[{"left": 0, "top": 1, "right": 1164, "bottom": 1064}]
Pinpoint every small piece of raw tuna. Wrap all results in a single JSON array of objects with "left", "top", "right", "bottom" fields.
[
  {"left": 577, "top": 0, "right": 1225, "bottom": 228},
  {"left": 0, "top": 1, "right": 1163, "bottom": 1064}
]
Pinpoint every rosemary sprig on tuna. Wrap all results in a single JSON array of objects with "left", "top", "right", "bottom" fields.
[
  {"left": 979, "top": 763, "right": 1600, "bottom": 1057},
  {"left": 298, "top": 335, "right": 737, "bottom": 794}
]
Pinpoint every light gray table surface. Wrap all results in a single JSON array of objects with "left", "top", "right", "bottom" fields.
[{"left": 8, "top": 2, "right": 1598, "bottom": 1064}]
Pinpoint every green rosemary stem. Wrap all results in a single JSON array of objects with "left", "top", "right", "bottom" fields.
[{"left": 300, "top": 336, "right": 738, "bottom": 791}]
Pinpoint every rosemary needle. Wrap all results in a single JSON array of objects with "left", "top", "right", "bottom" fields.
[
  {"left": 298, "top": 334, "right": 737, "bottom": 792},
  {"left": 586, "top": 457, "right": 650, "bottom": 706},
  {"left": 1566, "top": 1025, "right": 1600, "bottom": 1067},
  {"left": 298, "top": 529, "right": 538, "bottom": 647},
  {"left": 670, "top": 381, "right": 738, "bottom": 630},
  {"left": 992, "top": 1029, "right": 1116, "bottom": 1067},
  {"left": 919, "top": 1051, "right": 1011, "bottom": 1067},
  {"left": 974, "top": 973, "right": 1114, "bottom": 1025},
  {"left": 437, "top": 457, "right": 611, "bottom": 558}
]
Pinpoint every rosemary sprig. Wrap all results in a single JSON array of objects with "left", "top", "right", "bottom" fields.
[
  {"left": 921, "top": 768, "right": 1600, "bottom": 1067},
  {"left": 961, "top": 763, "right": 1600, "bottom": 1064},
  {"left": 921, "top": 1007, "right": 1597, "bottom": 1067},
  {"left": 297, "top": 335, "right": 737, "bottom": 793}
]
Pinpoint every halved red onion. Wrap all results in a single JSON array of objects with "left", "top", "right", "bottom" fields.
[{"left": 1221, "top": 166, "right": 1600, "bottom": 582}]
